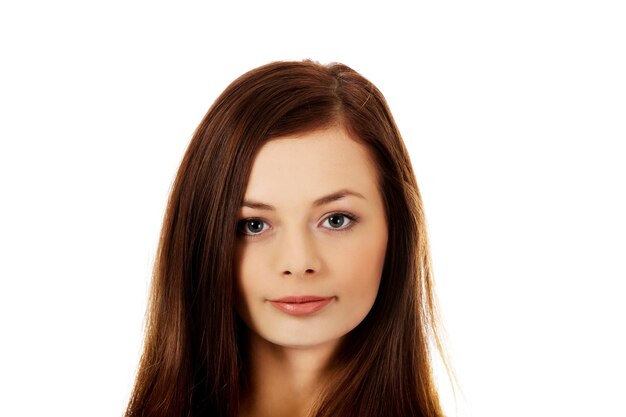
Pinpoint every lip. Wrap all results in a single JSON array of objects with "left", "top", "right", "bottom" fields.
[{"left": 268, "top": 296, "right": 335, "bottom": 316}]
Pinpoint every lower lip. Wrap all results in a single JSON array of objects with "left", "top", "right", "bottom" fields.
[{"left": 269, "top": 298, "right": 334, "bottom": 316}]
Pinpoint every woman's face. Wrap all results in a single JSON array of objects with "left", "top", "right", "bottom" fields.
[{"left": 234, "top": 126, "right": 388, "bottom": 349}]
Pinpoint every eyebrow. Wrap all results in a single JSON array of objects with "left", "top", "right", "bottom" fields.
[{"left": 241, "top": 189, "right": 366, "bottom": 211}]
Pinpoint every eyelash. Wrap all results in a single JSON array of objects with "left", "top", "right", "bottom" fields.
[{"left": 236, "top": 212, "right": 359, "bottom": 239}]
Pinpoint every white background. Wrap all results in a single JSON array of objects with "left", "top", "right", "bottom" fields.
[{"left": 1, "top": 1, "right": 624, "bottom": 416}]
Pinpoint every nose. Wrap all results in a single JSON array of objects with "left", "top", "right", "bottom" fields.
[{"left": 276, "top": 226, "right": 322, "bottom": 278}]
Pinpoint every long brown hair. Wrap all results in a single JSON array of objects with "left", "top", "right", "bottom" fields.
[{"left": 126, "top": 60, "right": 449, "bottom": 417}]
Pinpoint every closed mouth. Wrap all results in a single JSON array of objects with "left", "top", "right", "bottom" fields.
[{"left": 268, "top": 296, "right": 335, "bottom": 316}]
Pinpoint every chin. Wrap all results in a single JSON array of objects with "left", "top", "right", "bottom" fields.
[{"left": 259, "top": 330, "right": 345, "bottom": 350}]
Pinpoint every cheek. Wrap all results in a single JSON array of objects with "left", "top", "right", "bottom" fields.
[
  {"left": 235, "top": 243, "right": 280, "bottom": 329},
  {"left": 234, "top": 245, "right": 260, "bottom": 320},
  {"left": 236, "top": 242, "right": 260, "bottom": 286},
  {"left": 333, "top": 230, "right": 388, "bottom": 303}
]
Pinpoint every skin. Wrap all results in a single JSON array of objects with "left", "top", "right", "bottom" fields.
[{"left": 234, "top": 125, "right": 388, "bottom": 417}]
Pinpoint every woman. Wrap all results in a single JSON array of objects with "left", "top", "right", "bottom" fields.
[{"left": 126, "top": 60, "right": 449, "bottom": 417}]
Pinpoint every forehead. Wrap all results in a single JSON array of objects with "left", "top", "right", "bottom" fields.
[{"left": 244, "top": 127, "right": 379, "bottom": 204}]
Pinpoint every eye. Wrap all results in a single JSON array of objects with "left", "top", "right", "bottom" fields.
[
  {"left": 321, "top": 212, "right": 358, "bottom": 231},
  {"left": 237, "top": 218, "right": 269, "bottom": 236}
]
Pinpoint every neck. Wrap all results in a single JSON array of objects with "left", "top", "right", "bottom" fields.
[{"left": 239, "top": 332, "right": 339, "bottom": 417}]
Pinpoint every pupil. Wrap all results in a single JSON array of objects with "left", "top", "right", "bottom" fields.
[
  {"left": 247, "top": 220, "right": 263, "bottom": 233},
  {"left": 329, "top": 215, "right": 344, "bottom": 227}
]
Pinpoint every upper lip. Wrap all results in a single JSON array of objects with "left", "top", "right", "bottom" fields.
[{"left": 269, "top": 296, "right": 333, "bottom": 303}]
